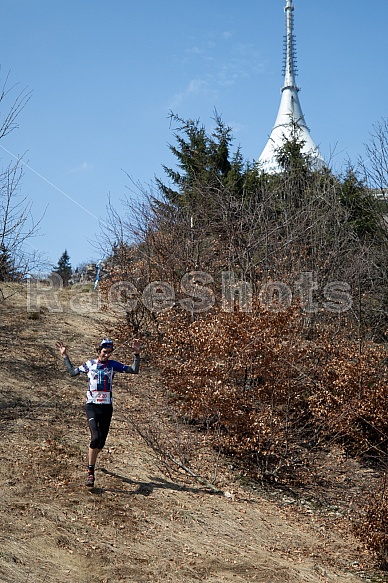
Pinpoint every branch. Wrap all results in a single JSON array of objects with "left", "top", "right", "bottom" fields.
[
  {"left": 163, "top": 451, "right": 224, "bottom": 494},
  {"left": 131, "top": 416, "right": 226, "bottom": 495}
]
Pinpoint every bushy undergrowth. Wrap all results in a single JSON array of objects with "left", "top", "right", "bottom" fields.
[{"left": 143, "top": 303, "right": 387, "bottom": 482}]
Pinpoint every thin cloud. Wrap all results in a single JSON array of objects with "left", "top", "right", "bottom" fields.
[
  {"left": 68, "top": 161, "right": 93, "bottom": 174},
  {"left": 169, "top": 79, "right": 218, "bottom": 109},
  {"left": 216, "top": 43, "right": 266, "bottom": 86},
  {"left": 183, "top": 37, "right": 267, "bottom": 93}
]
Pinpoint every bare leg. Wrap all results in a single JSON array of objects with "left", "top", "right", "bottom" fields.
[{"left": 88, "top": 447, "right": 101, "bottom": 466}]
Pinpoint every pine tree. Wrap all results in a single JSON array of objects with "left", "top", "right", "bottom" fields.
[
  {"left": 52, "top": 249, "right": 72, "bottom": 286},
  {"left": 339, "top": 167, "right": 382, "bottom": 241},
  {"left": 0, "top": 244, "right": 16, "bottom": 282},
  {"left": 156, "top": 111, "right": 235, "bottom": 209}
]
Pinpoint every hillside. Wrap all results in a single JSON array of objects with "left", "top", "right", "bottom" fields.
[{"left": 0, "top": 284, "right": 385, "bottom": 583}]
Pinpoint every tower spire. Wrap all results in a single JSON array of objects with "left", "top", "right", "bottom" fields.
[
  {"left": 283, "top": 0, "right": 297, "bottom": 89},
  {"left": 258, "top": 0, "right": 323, "bottom": 173}
]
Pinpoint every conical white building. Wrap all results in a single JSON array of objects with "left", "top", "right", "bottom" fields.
[{"left": 258, "top": 0, "right": 324, "bottom": 173}]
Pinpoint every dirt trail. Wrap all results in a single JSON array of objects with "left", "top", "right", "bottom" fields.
[{"left": 0, "top": 284, "right": 382, "bottom": 583}]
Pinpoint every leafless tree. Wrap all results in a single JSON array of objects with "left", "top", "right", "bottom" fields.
[
  {"left": 364, "top": 118, "right": 388, "bottom": 192},
  {"left": 0, "top": 71, "right": 44, "bottom": 296},
  {"left": 0, "top": 71, "right": 31, "bottom": 139}
]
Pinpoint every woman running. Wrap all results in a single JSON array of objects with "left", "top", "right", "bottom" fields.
[{"left": 56, "top": 337, "right": 141, "bottom": 487}]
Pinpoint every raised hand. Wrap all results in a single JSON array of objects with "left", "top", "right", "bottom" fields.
[
  {"left": 132, "top": 338, "right": 142, "bottom": 354},
  {"left": 56, "top": 341, "right": 67, "bottom": 358}
]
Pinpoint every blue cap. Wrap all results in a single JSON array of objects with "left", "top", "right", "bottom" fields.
[{"left": 99, "top": 338, "right": 114, "bottom": 350}]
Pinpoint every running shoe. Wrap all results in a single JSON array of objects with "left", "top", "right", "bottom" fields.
[{"left": 85, "top": 471, "right": 95, "bottom": 487}]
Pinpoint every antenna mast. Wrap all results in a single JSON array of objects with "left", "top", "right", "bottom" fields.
[{"left": 283, "top": 0, "right": 298, "bottom": 89}]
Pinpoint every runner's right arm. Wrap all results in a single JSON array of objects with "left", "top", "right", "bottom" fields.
[
  {"left": 63, "top": 355, "right": 81, "bottom": 377},
  {"left": 56, "top": 342, "right": 81, "bottom": 377}
]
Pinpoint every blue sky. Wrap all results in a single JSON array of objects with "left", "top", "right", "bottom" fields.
[{"left": 1, "top": 0, "right": 387, "bottom": 270}]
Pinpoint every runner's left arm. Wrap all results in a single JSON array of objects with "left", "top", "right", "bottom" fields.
[
  {"left": 112, "top": 354, "right": 140, "bottom": 374},
  {"left": 124, "top": 338, "right": 141, "bottom": 373},
  {"left": 125, "top": 353, "right": 140, "bottom": 374}
]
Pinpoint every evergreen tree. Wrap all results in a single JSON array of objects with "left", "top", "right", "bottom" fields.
[
  {"left": 339, "top": 167, "right": 383, "bottom": 241},
  {"left": 156, "top": 111, "right": 236, "bottom": 209},
  {"left": 53, "top": 249, "right": 72, "bottom": 286},
  {"left": 0, "top": 244, "right": 16, "bottom": 282}
]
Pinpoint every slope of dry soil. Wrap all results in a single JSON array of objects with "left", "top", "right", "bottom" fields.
[{"left": 0, "top": 284, "right": 386, "bottom": 583}]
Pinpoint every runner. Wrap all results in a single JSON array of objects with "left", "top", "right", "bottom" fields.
[{"left": 56, "top": 337, "right": 141, "bottom": 487}]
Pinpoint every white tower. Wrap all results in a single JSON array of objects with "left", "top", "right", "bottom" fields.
[{"left": 258, "top": 0, "right": 323, "bottom": 173}]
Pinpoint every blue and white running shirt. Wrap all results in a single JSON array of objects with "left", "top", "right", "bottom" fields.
[{"left": 78, "top": 359, "right": 132, "bottom": 404}]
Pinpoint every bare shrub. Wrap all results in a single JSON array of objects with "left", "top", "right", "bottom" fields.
[{"left": 354, "top": 476, "right": 388, "bottom": 569}]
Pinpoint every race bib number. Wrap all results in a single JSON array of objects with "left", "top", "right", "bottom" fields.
[{"left": 91, "top": 391, "right": 112, "bottom": 404}]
